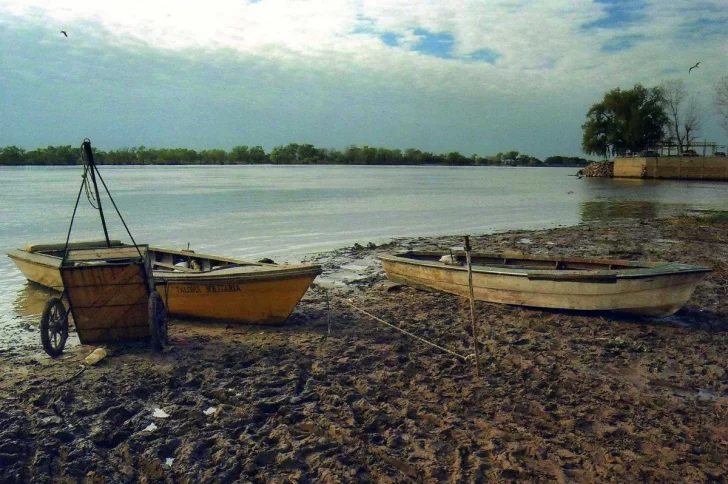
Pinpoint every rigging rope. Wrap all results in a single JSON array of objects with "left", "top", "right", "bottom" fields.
[
  {"left": 340, "top": 298, "right": 473, "bottom": 362},
  {"left": 82, "top": 165, "right": 99, "bottom": 209}
]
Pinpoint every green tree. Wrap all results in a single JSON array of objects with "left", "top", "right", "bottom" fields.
[
  {"left": 445, "top": 151, "right": 470, "bottom": 165},
  {"left": 544, "top": 156, "right": 590, "bottom": 166},
  {"left": 516, "top": 154, "right": 542, "bottom": 166},
  {"left": 582, "top": 84, "right": 667, "bottom": 157},
  {"left": 229, "top": 145, "right": 251, "bottom": 163},
  {"left": 270, "top": 144, "right": 298, "bottom": 164},
  {"left": 199, "top": 149, "right": 227, "bottom": 164},
  {"left": 0, "top": 146, "right": 26, "bottom": 165}
]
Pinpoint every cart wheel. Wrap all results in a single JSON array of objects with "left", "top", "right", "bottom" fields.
[
  {"left": 41, "top": 297, "right": 69, "bottom": 358},
  {"left": 149, "top": 291, "right": 167, "bottom": 352}
]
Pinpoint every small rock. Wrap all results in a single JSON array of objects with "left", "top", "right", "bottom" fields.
[
  {"left": 39, "top": 415, "right": 63, "bottom": 428},
  {"left": 51, "top": 429, "right": 76, "bottom": 443}
]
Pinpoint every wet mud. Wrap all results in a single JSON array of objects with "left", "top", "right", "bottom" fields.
[{"left": 1, "top": 216, "right": 727, "bottom": 482}]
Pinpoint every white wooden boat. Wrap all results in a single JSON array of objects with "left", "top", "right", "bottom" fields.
[{"left": 379, "top": 251, "right": 710, "bottom": 316}]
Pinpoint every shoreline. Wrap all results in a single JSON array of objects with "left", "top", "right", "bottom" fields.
[{"left": 1, "top": 216, "right": 727, "bottom": 482}]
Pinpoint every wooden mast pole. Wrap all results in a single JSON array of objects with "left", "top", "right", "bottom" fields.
[
  {"left": 464, "top": 235, "right": 481, "bottom": 376},
  {"left": 82, "top": 139, "right": 111, "bottom": 248}
]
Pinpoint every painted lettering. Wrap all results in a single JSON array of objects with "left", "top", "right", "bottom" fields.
[
  {"left": 205, "top": 283, "right": 241, "bottom": 293},
  {"left": 175, "top": 285, "right": 202, "bottom": 294}
]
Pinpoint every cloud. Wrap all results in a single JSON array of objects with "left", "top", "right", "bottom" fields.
[
  {"left": 582, "top": 0, "right": 647, "bottom": 30},
  {"left": 601, "top": 34, "right": 647, "bottom": 53},
  {"left": 0, "top": 0, "right": 726, "bottom": 157}
]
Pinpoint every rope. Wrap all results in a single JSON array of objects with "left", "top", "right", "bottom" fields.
[
  {"left": 61, "top": 164, "right": 91, "bottom": 265},
  {"left": 93, "top": 168, "right": 145, "bottom": 263},
  {"left": 59, "top": 364, "right": 86, "bottom": 384},
  {"left": 340, "top": 298, "right": 473, "bottom": 362},
  {"left": 82, "top": 166, "right": 99, "bottom": 209}
]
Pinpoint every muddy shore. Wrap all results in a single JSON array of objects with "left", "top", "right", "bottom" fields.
[{"left": 1, "top": 215, "right": 727, "bottom": 483}]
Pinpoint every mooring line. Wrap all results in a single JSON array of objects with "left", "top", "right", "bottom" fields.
[{"left": 339, "top": 298, "right": 473, "bottom": 362}]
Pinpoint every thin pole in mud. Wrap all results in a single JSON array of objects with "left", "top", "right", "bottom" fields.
[
  {"left": 325, "top": 289, "right": 331, "bottom": 337},
  {"left": 464, "top": 236, "right": 481, "bottom": 376}
]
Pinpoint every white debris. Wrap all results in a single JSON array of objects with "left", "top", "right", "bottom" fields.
[
  {"left": 153, "top": 408, "right": 170, "bottom": 418},
  {"left": 143, "top": 423, "right": 158, "bottom": 432},
  {"left": 165, "top": 458, "right": 175, "bottom": 467},
  {"left": 203, "top": 406, "right": 217, "bottom": 415}
]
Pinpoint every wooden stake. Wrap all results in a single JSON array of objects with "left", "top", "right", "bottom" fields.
[{"left": 464, "top": 236, "right": 481, "bottom": 376}]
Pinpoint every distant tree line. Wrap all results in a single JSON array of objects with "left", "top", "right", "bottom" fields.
[{"left": 0, "top": 144, "right": 592, "bottom": 167}]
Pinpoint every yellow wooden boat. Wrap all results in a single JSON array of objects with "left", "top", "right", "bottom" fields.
[
  {"left": 380, "top": 251, "right": 710, "bottom": 317},
  {"left": 8, "top": 241, "right": 321, "bottom": 325}
]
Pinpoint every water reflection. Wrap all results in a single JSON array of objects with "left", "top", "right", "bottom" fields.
[
  {"left": 12, "top": 283, "right": 59, "bottom": 324},
  {"left": 580, "top": 200, "right": 689, "bottom": 222},
  {"left": 2, "top": 283, "right": 80, "bottom": 356}
]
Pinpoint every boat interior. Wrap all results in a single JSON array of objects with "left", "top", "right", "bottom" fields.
[
  {"left": 24, "top": 241, "right": 263, "bottom": 273},
  {"left": 405, "top": 251, "right": 649, "bottom": 272},
  {"left": 148, "top": 248, "right": 259, "bottom": 273},
  {"left": 63, "top": 246, "right": 148, "bottom": 267}
]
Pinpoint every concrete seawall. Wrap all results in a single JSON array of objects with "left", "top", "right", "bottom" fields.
[{"left": 614, "top": 157, "right": 728, "bottom": 180}]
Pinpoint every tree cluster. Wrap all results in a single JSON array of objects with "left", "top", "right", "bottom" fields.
[
  {"left": 0, "top": 144, "right": 592, "bottom": 167},
  {"left": 581, "top": 84, "right": 667, "bottom": 158},
  {"left": 583, "top": 79, "right": 727, "bottom": 158}
]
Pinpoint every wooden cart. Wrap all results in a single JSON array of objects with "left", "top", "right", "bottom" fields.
[
  {"left": 39, "top": 140, "right": 167, "bottom": 357},
  {"left": 41, "top": 245, "right": 167, "bottom": 356}
]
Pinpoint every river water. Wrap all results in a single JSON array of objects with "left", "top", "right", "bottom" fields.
[{"left": 2, "top": 165, "right": 727, "bottom": 353}]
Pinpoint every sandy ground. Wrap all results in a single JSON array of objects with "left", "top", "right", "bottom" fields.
[{"left": 1, "top": 215, "right": 727, "bottom": 483}]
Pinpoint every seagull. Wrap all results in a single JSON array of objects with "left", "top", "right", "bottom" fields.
[
  {"left": 688, "top": 62, "right": 700, "bottom": 73},
  {"left": 60, "top": 30, "right": 68, "bottom": 37}
]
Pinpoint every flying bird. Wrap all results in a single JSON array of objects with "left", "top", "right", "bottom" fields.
[
  {"left": 60, "top": 30, "right": 68, "bottom": 37},
  {"left": 688, "top": 62, "right": 700, "bottom": 73}
]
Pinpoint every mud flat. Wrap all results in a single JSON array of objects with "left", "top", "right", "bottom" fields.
[{"left": 1, "top": 215, "right": 727, "bottom": 482}]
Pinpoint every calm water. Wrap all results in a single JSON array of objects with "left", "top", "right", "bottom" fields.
[{"left": 2, "top": 165, "right": 727, "bottom": 353}]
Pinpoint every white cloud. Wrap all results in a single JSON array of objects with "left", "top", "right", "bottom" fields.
[{"left": 1, "top": 0, "right": 726, "bottom": 155}]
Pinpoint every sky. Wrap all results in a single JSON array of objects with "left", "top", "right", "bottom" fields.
[{"left": 0, "top": 0, "right": 726, "bottom": 159}]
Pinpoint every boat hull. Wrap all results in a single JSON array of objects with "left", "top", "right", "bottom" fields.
[
  {"left": 158, "top": 273, "right": 319, "bottom": 325},
  {"left": 8, "top": 244, "right": 321, "bottom": 325},
  {"left": 8, "top": 251, "right": 64, "bottom": 289},
  {"left": 380, "top": 252, "right": 710, "bottom": 317}
]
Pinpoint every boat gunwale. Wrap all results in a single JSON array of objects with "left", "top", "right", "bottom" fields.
[
  {"left": 378, "top": 251, "right": 711, "bottom": 280},
  {"left": 148, "top": 246, "right": 320, "bottom": 270},
  {"left": 8, "top": 247, "right": 322, "bottom": 277},
  {"left": 154, "top": 266, "right": 322, "bottom": 284},
  {"left": 7, "top": 250, "right": 60, "bottom": 270}
]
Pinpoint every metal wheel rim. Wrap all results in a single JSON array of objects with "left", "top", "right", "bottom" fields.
[{"left": 47, "top": 303, "right": 68, "bottom": 351}]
